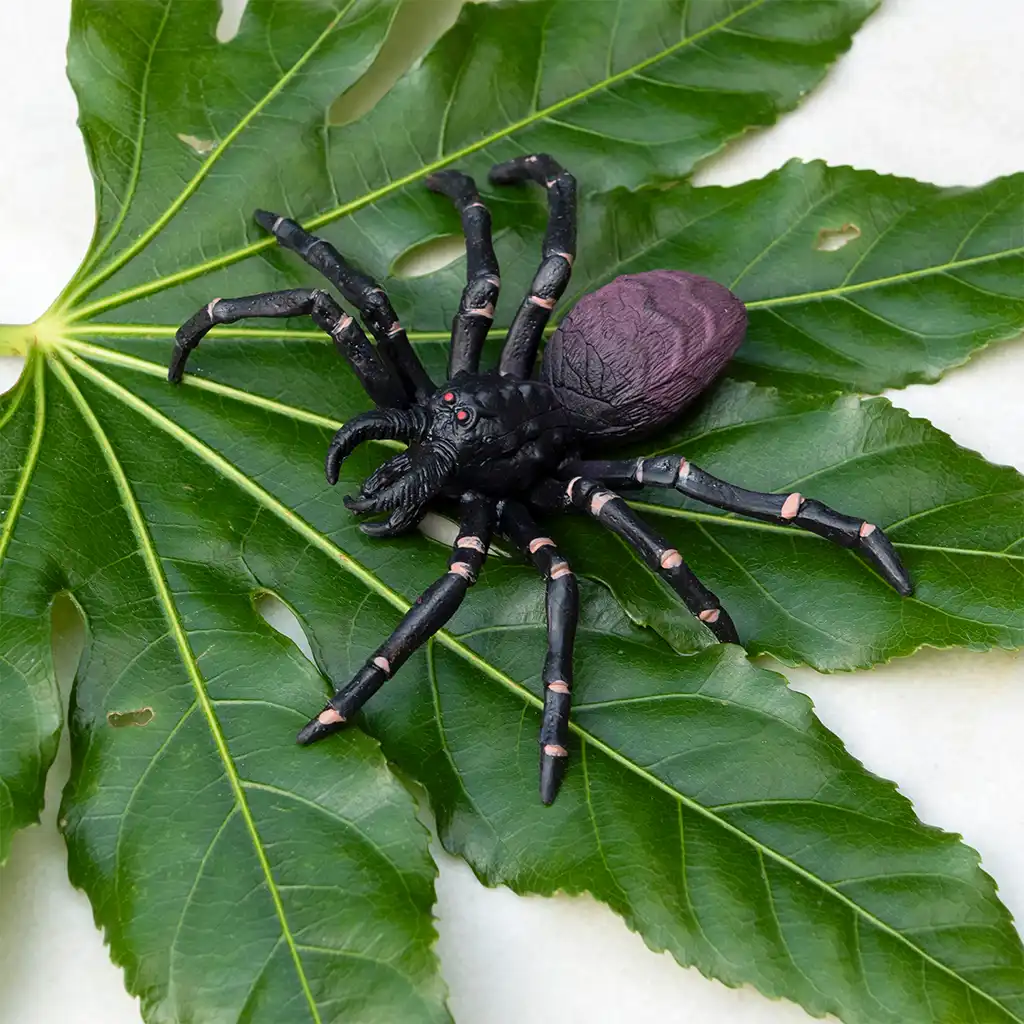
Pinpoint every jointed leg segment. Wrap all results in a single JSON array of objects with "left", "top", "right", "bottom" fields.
[
  {"left": 297, "top": 493, "right": 496, "bottom": 745},
  {"left": 255, "top": 211, "right": 435, "bottom": 401},
  {"left": 502, "top": 500, "right": 579, "bottom": 805},
  {"left": 492, "top": 154, "right": 577, "bottom": 379},
  {"left": 168, "top": 288, "right": 407, "bottom": 408},
  {"left": 563, "top": 455, "right": 912, "bottom": 595},
  {"left": 539, "top": 475, "right": 740, "bottom": 644},
  {"left": 425, "top": 170, "right": 501, "bottom": 377}
]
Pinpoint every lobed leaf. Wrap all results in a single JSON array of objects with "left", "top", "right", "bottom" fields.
[
  {"left": 3, "top": 0, "right": 1024, "bottom": 1021},
  {"left": 568, "top": 162, "right": 1024, "bottom": 394},
  {"left": 0, "top": 367, "right": 61, "bottom": 861},
  {"left": 552, "top": 378, "right": 1024, "bottom": 670},
  {"left": 62, "top": 0, "right": 878, "bottom": 325},
  {"left": 20, "top": 345, "right": 1024, "bottom": 1024},
  {"left": 385, "top": 160, "right": 1024, "bottom": 395}
]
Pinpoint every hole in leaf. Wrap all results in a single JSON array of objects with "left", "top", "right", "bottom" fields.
[
  {"left": 0, "top": 357, "right": 27, "bottom": 399},
  {"left": 418, "top": 512, "right": 510, "bottom": 558},
  {"left": 256, "top": 592, "right": 317, "bottom": 666},
  {"left": 107, "top": 707, "right": 154, "bottom": 728},
  {"left": 418, "top": 511, "right": 461, "bottom": 548},
  {"left": 217, "top": 0, "right": 248, "bottom": 43},
  {"left": 814, "top": 223, "right": 861, "bottom": 252},
  {"left": 177, "top": 133, "right": 218, "bottom": 156},
  {"left": 329, "top": 0, "right": 464, "bottom": 127},
  {"left": 51, "top": 591, "right": 86, "bottom": 697},
  {"left": 392, "top": 235, "right": 465, "bottom": 278}
]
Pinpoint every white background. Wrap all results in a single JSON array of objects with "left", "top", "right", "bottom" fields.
[{"left": 1, "top": 1, "right": 1023, "bottom": 1022}]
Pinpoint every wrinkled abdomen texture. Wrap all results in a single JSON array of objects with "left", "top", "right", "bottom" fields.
[{"left": 541, "top": 270, "right": 747, "bottom": 442}]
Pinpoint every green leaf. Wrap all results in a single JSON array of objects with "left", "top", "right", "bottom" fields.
[
  {"left": 0, "top": 366, "right": 60, "bottom": 861},
  {"left": 3, "top": 0, "right": 1024, "bottom": 1021},
  {"left": 375, "top": 630, "right": 1024, "bottom": 1024},
  {"left": 383, "top": 159, "right": 1024, "bottom": 395},
  {"left": 566, "top": 161, "right": 1024, "bottom": 394},
  {"left": 62, "top": 0, "right": 405, "bottom": 312},
  {"left": 19, "top": 345, "right": 1024, "bottom": 1023}
]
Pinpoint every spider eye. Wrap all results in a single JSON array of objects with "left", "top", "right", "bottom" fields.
[
  {"left": 442, "top": 391, "right": 456, "bottom": 403},
  {"left": 455, "top": 409, "right": 470, "bottom": 423}
]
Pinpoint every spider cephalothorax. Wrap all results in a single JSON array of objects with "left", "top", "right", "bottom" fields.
[{"left": 169, "top": 153, "right": 912, "bottom": 805}]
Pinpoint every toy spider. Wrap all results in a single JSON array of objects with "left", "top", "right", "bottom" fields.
[{"left": 169, "top": 154, "right": 912, "bottom": 805}]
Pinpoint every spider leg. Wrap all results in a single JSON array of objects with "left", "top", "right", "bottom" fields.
[
  {"left": 254, "top": 211, "right": 435, "bottom": 401},
  {"left": 562, "top": 456, "right": 912, "bottom": 596},
  {"left": 168, "top": 288, "right": 406, "bottom": 407},
  {"left": 490, "top": 154, "right": 576, "bottom": 378},
  {"left": 501, "top": 500, "right": 578, "bottom": 806},
  {"left": 296, "top": 492, "right": 495, "bottom": 744},
  {"left": 536, "top": 476, "right": 739, "bottom": 644},
  {"left": 425, "top": 170, "right": 501, "bottom": 377}
]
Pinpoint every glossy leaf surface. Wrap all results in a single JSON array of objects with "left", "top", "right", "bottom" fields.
[
  {"left": 554, "top": 378, "right": 1024, "bottom": 669},
  {"left": 568, "top": 163, "right": 1024, "bottom": 394},
  {"left": 62, "top": 0, "right": 878, "bottom": 325},
  {"left": 2, "top": 1, "right": 1024, "bottom": 1022},
  {"left": 12, "top": 346, "right": 1024, "bottom": 1024},
  {"left": 385, "top": 160, "right": 1024, "bottom": 395}
]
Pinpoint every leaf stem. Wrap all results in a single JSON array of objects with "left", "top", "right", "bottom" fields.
[
  {"left": 0, "top": 315, "right": 69, "bottom": 356},
  {"left": 0, "top": 324, "right": 34, "bottom": 357}
]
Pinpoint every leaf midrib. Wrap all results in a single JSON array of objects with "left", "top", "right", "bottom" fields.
[
  {"left": 48, "top": 355, "right": 324, "bottom": 1024},
  {"left": 64, "top": 0, "right": 768, "bottom": 323},
  {"left": 62, "top": 340, "right": 1024, "bottom": 565},
  {"left": 57, "top": 347, "right": 1023, "bottom": 1023},
  {"left": 60, "top": 0, "right": 173, "bottom": 303},
  {"left": 65, "top": 207, "right": 1024, "bottom": 335}
]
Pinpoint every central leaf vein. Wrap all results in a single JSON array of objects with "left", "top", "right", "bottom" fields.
[
  {"left": 62, "top": 0, "right": 360, "bottom": 314},
  {"left": 49, "top": 354, "right": 324, "bottom": 1024},
  {"left": 62, "top": 341, "right": 1024, "bottom": 567},
  {"left": 0, "top": 355, "right": 46, "bottom": 570}
]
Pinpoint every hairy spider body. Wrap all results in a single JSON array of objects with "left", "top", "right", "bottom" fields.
[{"left": 170, "top": 153, "right": 912, "bottom": 805}]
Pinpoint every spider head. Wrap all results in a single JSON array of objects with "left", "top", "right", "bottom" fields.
[
  {"left": 333, "top": 375, "right": 541, "bottom": 537},
  {"left": 425, "top": 379, "right": 506, "bottom": 459}
]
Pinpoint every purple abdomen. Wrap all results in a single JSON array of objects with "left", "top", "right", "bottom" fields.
[{"left": 540, "top": 270, "right": 747, "bottom": 441}]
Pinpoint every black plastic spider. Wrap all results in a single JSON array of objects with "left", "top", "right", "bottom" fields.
[{"left": 169, "top": 154, "right": 911, "bottom": 805}]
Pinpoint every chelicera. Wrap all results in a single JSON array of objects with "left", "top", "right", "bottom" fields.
[{"left": 169, "top": 154, "right": 912, "bottom": 805}]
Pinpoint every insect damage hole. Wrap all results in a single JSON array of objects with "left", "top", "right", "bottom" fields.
[
  {"left": 256, "top": 591, "right": 317, "bottom": 665},
  {"left": 329, "top": 0, "right": 464, "bottom": 127},
  {"left": 814, "top": 222, "right": 861, "bottom": 252},
  {"left": 217, "top": 0, "right": 248, "bottom": 42},
  {"left": 392, "top": 235, "right": 467, "bottom": 278},
  {"left": 418, "top": 511, "right": 510, "bottom": 557},
  {"left": 107, "top": 707, "right": 154, "bottom": 728},
  {"left": 177, "top": 134, "right": 218, "bottom": 156}
]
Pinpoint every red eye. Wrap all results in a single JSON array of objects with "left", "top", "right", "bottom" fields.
[
  {"left": 442, "top": 392, "right": 455, "bottom": 403},
  {"left": 456, "top": 409, "right": 469, "bottom": 422}
]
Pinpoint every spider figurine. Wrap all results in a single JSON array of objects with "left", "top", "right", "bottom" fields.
[{"left": 169, "top": 153, "right": 912, "bottom": 805}]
